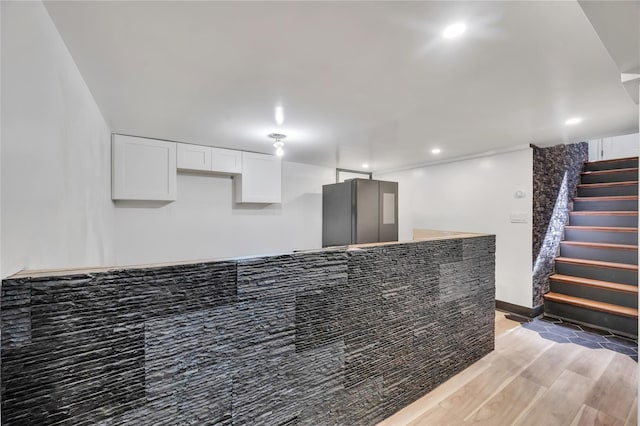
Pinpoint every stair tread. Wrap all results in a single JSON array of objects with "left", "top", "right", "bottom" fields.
[
  {"left": 550, "top": 274, "right": 638, "bottom": 294},
  {"left": 544, "top": 292, "right": 638, "bottom": 318},
  {"left": 560, "top": 241, "right": 638, "bottom": 250},
  {"left": 577, "top": 181, "right": 638, "bottom": 188},
  {"left": 573, "top": 195, "right": 638, "bottom": 201},
  {"left": 570, "top": 211, "right": 638, "bottom": 216},
  {"left": 581, "top": 167, "right": 639, "bottom": 175},
  {"left": 585, "top": 156, "right": 639, "bottom": 166},
  {"left": 555, "top": 256, "right": 638, "bottom": 271},
  {"left": 564, "top": 225, "right": 638, "bottom": 232}
]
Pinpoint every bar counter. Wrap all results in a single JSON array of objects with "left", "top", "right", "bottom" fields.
[{"left": 1, "top": 231, "right": 495, "bottom": 425}]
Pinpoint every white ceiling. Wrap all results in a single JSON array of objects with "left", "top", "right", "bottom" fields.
[
  {"left": 579, "top": 0, "right": 640, "bottom": 104},
  {"left": 44, "top": 1, "right": 638, "bottom": 172}
]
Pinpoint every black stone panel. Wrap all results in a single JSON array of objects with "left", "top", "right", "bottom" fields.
[
  {"left": 532, "top": 142, "right": 588, "bottom": 306},
  {"left": 1, "top": 237, "right": 495, "bottom": 426},
  {"left": 295, "top": 286, "right": 342, "bottom": 353},
  {"left": 1, "top": 323, "right": 145, "bottom": 425},
  {"left": 343, "top": 249, "right": 385, "bottom": 390},
  {"left": 1, "top": 261, "right": 237, "bottom": 426},
  {"left": 236, "top": 249, "right": 347, "bottom": 301},
  {"left": 1, "top": 278, "right": 31, "bottom": 348}
]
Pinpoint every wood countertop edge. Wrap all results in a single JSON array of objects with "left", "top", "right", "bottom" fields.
[{"left": 7, "top": 230, "right": 492, "bottom": 280}]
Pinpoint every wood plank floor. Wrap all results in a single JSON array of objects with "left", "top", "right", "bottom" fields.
[{"left": 378, "top": 312, "right": 638, "bottom": 426}]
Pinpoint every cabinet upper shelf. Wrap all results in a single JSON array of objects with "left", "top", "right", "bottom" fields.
[{"left": 176, "top": 143, "right": 242, "bottom": 175}]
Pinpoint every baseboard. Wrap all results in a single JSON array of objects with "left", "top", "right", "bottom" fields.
[{"left": 496, "top": 300, "right": 544, "bottom": 318}]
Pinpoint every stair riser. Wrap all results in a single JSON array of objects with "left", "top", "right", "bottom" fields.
[
  {"left": 569, "top": 214, "right": 638, "bottom": 227},
  {"left": 564, "top": 229, "right": 638, "bottom": 245},
  {"left": 584, "top": 159, "right": 639, "bottom": 171},
  {"left": 581, "top": 171, "right": 639, "bottom": 184},
  {"left": 573, "top": 199, "right": 638, "bottom": 212},
  {"left": 577, "top": 185, "right": 638, "bottom": 197},
  {"left": 555, "top": 262, "right": 638, "bottom": 285},
  {"left": 544, "top": 300, "right": 638, "bottom": 338},
  {"left": 559, "top": 245, "right": 638, "bottom": 265},
  {"left": 549, "top": 281, "right": 638, "bottom": 308}
]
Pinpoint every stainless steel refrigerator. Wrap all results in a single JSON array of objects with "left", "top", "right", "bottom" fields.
[{"left": 322, "top": 179, "right": 398, "bottom": 247}]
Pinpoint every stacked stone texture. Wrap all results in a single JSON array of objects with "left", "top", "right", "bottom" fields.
[
  {"left": 532, "top": 142, "right": 588, "bottom": 307},
  {"left": 2, "top": 237, "right": 495, "bottom": 425}
]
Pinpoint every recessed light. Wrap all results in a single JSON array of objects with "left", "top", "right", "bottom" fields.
[
  {"left": 275, "top": 106, "right": 284, "bottom": 125},
  {"left": 431, "top": 148, "right": 442, "bottom": 154},
  {"left": 443, "top": 22, "right": 466, "bottom": 39},
  {"left": 565, "top": 117, "right": 583, "bottom": 125},
  {"left": 362, "top": 163, "right": 369, "bottom": 169}
]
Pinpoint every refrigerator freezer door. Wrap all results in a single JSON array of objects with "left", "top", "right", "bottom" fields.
[
  {"left": 322, "top": 182, "right": 353, "bottom": 246},
  {"left": 354, "top": 179, "right": 380, "bottom": 244}
]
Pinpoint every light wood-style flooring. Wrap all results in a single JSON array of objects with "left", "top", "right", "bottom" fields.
[{"left": 379, "top": 312, "right": 638, "bottom": 426}]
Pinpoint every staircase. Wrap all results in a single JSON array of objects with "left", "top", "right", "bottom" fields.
[{"left": 544, "top": 156, "right": 639, "bottom": 338}]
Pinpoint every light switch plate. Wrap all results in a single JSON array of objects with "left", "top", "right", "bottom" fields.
[{"left": 510, "top": 212, "right": 528, "bottom": 223}]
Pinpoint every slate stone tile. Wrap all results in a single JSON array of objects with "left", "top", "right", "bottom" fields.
[
  {"left": 1, "top": 323, "right": 145, "bottom": 425},
  {"left": 556, "top": 321, "right": 583, "bottom": 332},
  {"left": 568, "top": 337, "right": 604, "bottom": 349},
  {"left": 237, "top": 250, "right": 347, "bottom": 301},
  {"left": 231, "top": 358, "right": 301, "bottom": 426},
  {"left": 1, "top": 279, "right": 31, "bottom": 349},
  {"left": 544, "top": 325, "right": 580, "bottom": 339},
  {"left": 176, "top": 361, "right": 233, "bottom": 425},
  {"left": 522, "top": 320, "right": 550, "bottom": 333},
  {"left": 572, "top": 332, "right": 608, "bottom": 343},
  {"left": 539, "top": 332, "right": 571, "bottom": 344},
  {"left": 202, "top": 298, "right": 296, "bottom": 362},
  {"left": 604, "top": 335, "right": 638, "bottom": 349},
  {"left": 295, "top": 286, "right": 342, "bottom": 353},
  {"left": 600, "top": 342, "right": 638, "bottom": 356},
  {"left": 93, "top": 397, "right": 177, "bottom": 426}
]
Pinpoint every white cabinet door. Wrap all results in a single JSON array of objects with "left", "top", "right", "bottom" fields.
[
  {"left": 177, "top": 143, "right": 212, "bottom": 171},
  {"left": 211, "top": 147, "right": 242, "bottom": 174},
  {"left": 112, "top": 135, "right": 176, "bottom": 201},
  {"left": 235, "top": 152, "right": 281, "bottom": 203}
]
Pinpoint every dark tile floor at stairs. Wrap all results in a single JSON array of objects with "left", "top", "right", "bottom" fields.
[{"left": 505, "top": 314, "right": 638, "bottom": 361}]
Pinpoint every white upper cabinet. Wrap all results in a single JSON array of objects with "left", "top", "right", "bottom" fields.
[
  {"left": 112, "top": 135, "right": 275, "bottom": 203},
  {"left": 235, "top": 152, "right": 282, "bottom": 203},
  {"left": 211, "top": 147, "right": 242, "bottom": 174},
  {"left": 112, "top": 135, "right": 177, "bottom": 201},
  {"left": 177, "top": 143, "right": 211, "bottom": 171},
  {"left": 176, "top": 144, "right": 241, "bottom": 175}
]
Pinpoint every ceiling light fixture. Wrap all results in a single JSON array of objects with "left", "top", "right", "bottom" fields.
[
  {"left": 443, "top": 22, "right": 466, "bottom": 39},
  {"left": 362, "top": 163, "right": 369, "bottom": 169},
  {"left": 431, "top": 148, "right": 442, "bottom": 154},
  {"left": 269, "top": 133, "right": 286, "bottom": 157},
  {"left": 275, "top": 106, "right": 284, "bottom": 125},
  {"left": 565, "top": 117, "right": 583, "bottom": 125}
]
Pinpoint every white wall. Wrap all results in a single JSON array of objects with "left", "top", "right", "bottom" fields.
[
  {"left": 114, "top": 161, "right": 335, "bottom": 266},
  {"left": 588, "top": 132, "right": 639, "bottom": 161},
  {"left": 1, "top": 2, "right": 336, "bottom": 274},
  {"left": 376, "top": 149, "right": 534, "bottom": 308},
  {"left": 1, "top": 1, "right": 115, "bottom": 278}
]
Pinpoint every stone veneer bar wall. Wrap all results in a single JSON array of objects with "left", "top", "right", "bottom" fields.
[{"left": 1, "top": 236, "right": 495, "bottom": 425}]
